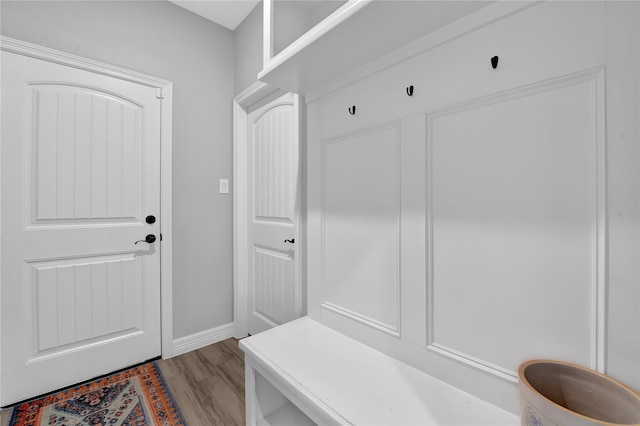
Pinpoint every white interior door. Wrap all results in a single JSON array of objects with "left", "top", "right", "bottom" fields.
[
  {"left": 247, "top": 93, "right": 301, "bottom": 335},
  {"left": 1, "top": 51, "right": 162, "bottom": 405}
]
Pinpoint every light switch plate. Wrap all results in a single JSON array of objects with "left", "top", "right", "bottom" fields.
[{"left": 219, "top": 179, "right": 229, "bottom": 194}]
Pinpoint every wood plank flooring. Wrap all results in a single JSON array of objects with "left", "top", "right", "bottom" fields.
[
  {"left": 157, "top": 338, "right": 246, "bottom": 426},
  {"left": 0, "top": 338, "right": 246, "bottom": 426}
]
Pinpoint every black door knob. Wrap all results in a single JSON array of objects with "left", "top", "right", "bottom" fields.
[
  {"left": 284, "top": 239, "right": 295, "bottom": 244},
  {"left": 135, "top": 234, "right": 156, "bottom": 244},
  {"left": 146, "top": 215, "right": 156, "bottom": 224}
]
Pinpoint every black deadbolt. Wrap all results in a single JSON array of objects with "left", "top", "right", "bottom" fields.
[{"left": 146, "top": 215, "right": 156, "bottom": 224}]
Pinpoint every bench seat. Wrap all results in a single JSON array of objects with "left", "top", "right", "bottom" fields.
[{"left": 240, "top": 317, "right": 519, "bottom": 425}]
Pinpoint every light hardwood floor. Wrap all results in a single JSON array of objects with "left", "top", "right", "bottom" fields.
[{"left": 0, "top": 338, "right": 246, "bottom": 426}]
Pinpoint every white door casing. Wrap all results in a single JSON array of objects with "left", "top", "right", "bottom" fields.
[
  {"left": 0, "top": 38, "right": 173, "bottom": 406},
  {"left": 233, "top": 83, "right": 303, "bottom": 337}
]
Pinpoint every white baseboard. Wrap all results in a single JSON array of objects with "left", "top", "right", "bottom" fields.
[{"left": 171, "top": 322, "right": 235, "bottom": 357}]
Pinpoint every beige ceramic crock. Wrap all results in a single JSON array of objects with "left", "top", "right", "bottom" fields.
[{"left": 518, "top": 360, "right": 640, "bottom": 426}]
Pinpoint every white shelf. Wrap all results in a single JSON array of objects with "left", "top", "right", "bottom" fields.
[
  {"left": 259, "top": 0, "right": 493, "bottom": 95},
  {"left": 262, "top": 401, "right": 316, "bottom": 426}
]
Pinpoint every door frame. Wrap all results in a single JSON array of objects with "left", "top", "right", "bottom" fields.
[
  {"left": 0, "top": 36, "right": 174, "bottom": 404},
  {"left": 233, "top": 82, "right": 305, "bottom": 337}
]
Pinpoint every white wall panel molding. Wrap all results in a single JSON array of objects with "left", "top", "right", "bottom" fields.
[
  {"left": 320, "top": 122, "right": 401, "bottom": 336},
  {"left": 321, "top": 302, "right": 399, "bottom": 337},
  {"left": 399, "top": 114, "right": 428, "bottom": 346},
  {"left": 172, "top": 322, "right": 235, "bottom": 357},
  {"left": 425, "top": 68, "right": 607, "bottom": 381}
]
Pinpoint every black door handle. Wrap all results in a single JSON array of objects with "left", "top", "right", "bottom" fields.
[
  {"left": 135, "top": 234, "right": 156, "bottom": 244},
  {"left": 284, "top": 239, "right": 295, "bottom": 244}
]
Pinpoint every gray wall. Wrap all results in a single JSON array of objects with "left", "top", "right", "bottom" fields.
[
  {"left": 234, "top": 1, "right": 263, "bottom": 95},
  {"left": 1, "top": 0, "right": 235, "bottom": 339}
]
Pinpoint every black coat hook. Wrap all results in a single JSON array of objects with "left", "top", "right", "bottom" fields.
[
  {"left": 348, "top": 106, "right": 356, "bottom": 115},
  {"left": 406, "top": 85, "right": 414, "bottom": 96},
  {"left": 491, "top": 55, "right": 499, "bottom": 69}
]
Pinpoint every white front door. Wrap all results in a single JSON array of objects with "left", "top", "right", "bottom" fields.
[
  {"left": 1, "top": 51, "right": 162, "bottom": 405},
  {"left": 247, "top": 93, "right": 302, "bottom": 335}
]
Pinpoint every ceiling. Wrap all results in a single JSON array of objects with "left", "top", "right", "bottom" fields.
[{"left": 168, "top": 0, "right": 261, "bottom": 31}]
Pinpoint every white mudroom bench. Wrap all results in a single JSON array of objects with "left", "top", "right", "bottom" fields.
[{"left": 240, "top": 317, "right": 519, "bottom": 425}]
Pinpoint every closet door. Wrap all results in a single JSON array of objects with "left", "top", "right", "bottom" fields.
[
  {"left": 1, "top": 51, "right": 162, "bottom": 405},
  {"left": 247, "top": 93, "right": 302, "bottom": 335}
]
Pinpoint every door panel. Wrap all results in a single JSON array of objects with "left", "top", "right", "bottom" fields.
[
  {"left": 30, "top": 85, "right": 143, "bottom": 223},
  {"left": 1, "top": 51, "right": 161, "bottom": 405},
  {"left": 253, "top": 246, "right": 295, "bottom": 326},
  {"left": 248, "top": 93, "right": 301, "bottom": 335},
  {"left": 29, "top": 254, "right": 143, "bottom": 355}
]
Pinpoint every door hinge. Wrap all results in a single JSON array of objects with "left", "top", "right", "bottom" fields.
[{"left": 156, "top": 88, "right": 164, "bottom": 100}]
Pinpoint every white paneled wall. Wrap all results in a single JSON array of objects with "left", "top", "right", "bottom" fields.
[
  {"left": 307, "top": 1, "right": 638, "bottom": 413},
  {"left": 322, "top": 123, "right": 400, "bottom": 334},
  {"left": 427, "top": 71, "right": 604, "bottom": 376}
]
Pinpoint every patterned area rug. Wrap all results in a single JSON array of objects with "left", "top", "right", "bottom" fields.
[{"left": 8, "top": 362, "right": 185, "bottom": 426}]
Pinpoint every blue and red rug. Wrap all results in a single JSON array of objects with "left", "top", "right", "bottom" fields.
[{"left": 8, "top": 362, "right": 185, "bottom": 426}]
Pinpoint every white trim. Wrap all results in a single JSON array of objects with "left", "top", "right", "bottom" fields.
[
  {"left": 263, "top": 0, "right": 274, "bottom": 69},
  {"left": 0, "top": 37, "right": 171, "bottom": 89},
  {"left": 233, "top": 99, "right": 250, "bottom": 338},
  {"left": 234, "top": 82, "right": 285, "bottom": 338},
  {"left": 0, "top": 37, "right": 174, "bottom": 368},
  {"left": 159, "top": 84, "right": 175, "bottom": 359},
  {"left": 235, "top": 80, "right": 281, "bottom": 109},
  {"left": 172, "top": 323, "right": 235, "bottom": 357},
  {"left": 0, "top": 48, "right": 3, "bottom": 409},
  {"left": 594, "top": 66, "right": 607, "bottom": 373},
  {"left": 233, "top": 82, "right": 303, "bottom": 338}
]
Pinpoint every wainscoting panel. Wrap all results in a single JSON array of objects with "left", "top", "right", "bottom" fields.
[
  {"left": 427, "top": 69, "right": 606, "bottom": 378},
  {"left": 321, "top": 122, "right": 401, "bottom": 334}
]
